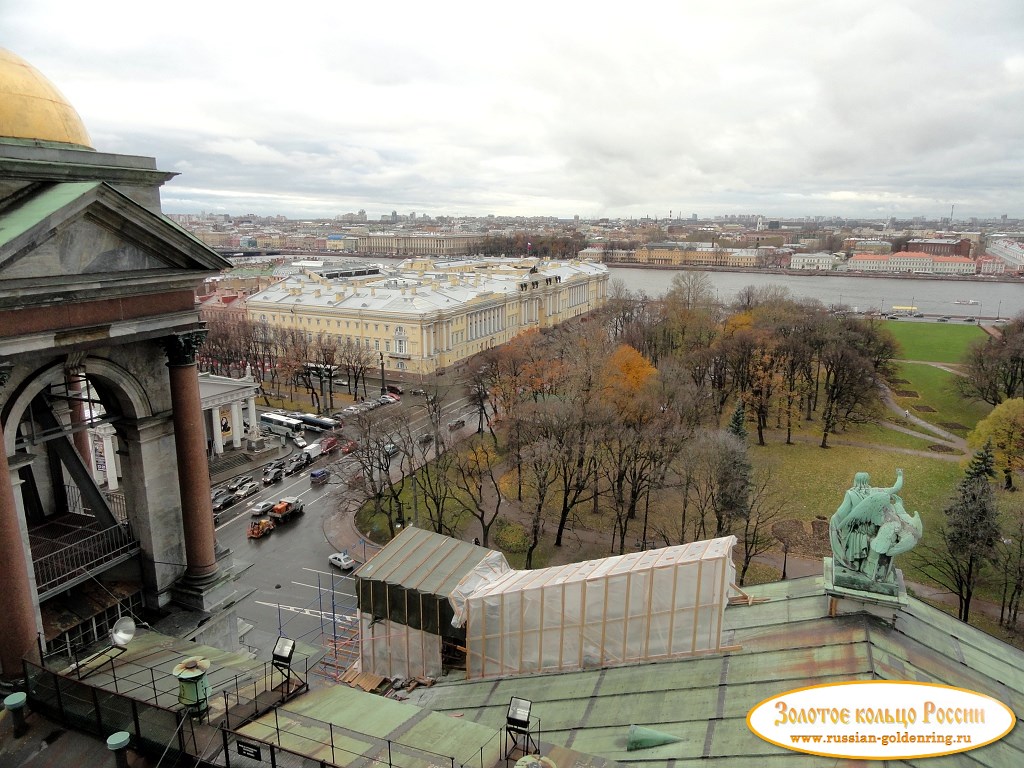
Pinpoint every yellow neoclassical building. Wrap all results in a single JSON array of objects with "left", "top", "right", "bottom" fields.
[{"left": 244, "top": 258, "right": 609, "bottom": 376}]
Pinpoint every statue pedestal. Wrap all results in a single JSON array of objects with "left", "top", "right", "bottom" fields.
[{"left": 824, "top": 557, "right": 909, "bottom": 608}]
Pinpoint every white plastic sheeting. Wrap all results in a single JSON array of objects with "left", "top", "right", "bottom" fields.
[
  {"left": 359, "top": 614, "right": 442, "bottom": 680},
  {"left": 459, "top": 536, "right": 737, "bottom": 679},
  {"left": 449, "top": 549, "right": 512, "bottom": 628}
]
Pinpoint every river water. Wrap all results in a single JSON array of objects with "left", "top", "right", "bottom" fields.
[
  {"left": 309, "top": 255, "right": 1024, "bottom": 319},
  {"left": 608, "top": 267, "right": 1024, "bottom": 318}
]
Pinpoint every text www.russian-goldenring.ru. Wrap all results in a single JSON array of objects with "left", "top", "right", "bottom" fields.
[{"left": 789, "top": 731, "right": 972, "bottom": 748}]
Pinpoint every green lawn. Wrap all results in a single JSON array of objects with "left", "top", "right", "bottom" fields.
[
  {"left": 890, "top": 362, "right": 991, "bottom": 435},
  {"left": 750, "top": 441, "right": 962, "bottom": 535},
  {"left": 884, "top": 320, "right": 986, "bottom": 363}
]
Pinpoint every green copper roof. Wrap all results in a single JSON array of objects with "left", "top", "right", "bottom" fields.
[
  {"left": 0, "top": 181, "right": 99, "bottom": 249},
  {"left": 405, "top": 576, "right": 1024, "bottom": 767}
]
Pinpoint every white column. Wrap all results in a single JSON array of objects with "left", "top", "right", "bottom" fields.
[
  {"left": 230, "top": 401, "right": 243, "bottom": 448},
  {"left": 211, "top": 409, "right": 224, "bottom": 455},
  {"left": 100, "top": 427, "right": 118, "bottom": 491},
  {"left": 247, "top": 396, "right": 257, "bottom": 438}
]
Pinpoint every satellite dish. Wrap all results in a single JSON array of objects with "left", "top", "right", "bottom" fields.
[{"left": 110, "top": 617, "right": 136, "bottom": 648}]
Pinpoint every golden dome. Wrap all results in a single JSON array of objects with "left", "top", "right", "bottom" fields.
[{"left": 0, "top": 48, "right": 93, "bottom": 149}]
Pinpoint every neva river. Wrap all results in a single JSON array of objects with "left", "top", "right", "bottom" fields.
[{"left": 608, "top": 267, "right": 1024, "bottom": 318}]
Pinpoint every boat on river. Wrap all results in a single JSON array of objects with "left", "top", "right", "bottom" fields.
[{"left": 953, "top": 299, "right": 980, "bottom": 305}]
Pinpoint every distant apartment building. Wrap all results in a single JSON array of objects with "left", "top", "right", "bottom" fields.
[
  {"left": 976, "top": 256, "right": 1007, "bottom": 275},
  {"left": 355, "top": 233, "right": 485, "bottom": 257},
  {"left": 986, "top": 238, "right": 1024, "bottom": 271},
  {"left": 846, "top": 252, "right": 976, "bottom": 274},
  {"left": 843, "top": 238, "right": 892, "bottom": 254},
  {"left": 244, "top": 258, "right": 609, "bottom": 376},
  {"left": 325, "top": 234, "right": 361, "bottom": 251},
  {"left": 905, "top": 238, "right": 972, "bottom": 257},
  {"left": 790, "top": 252, "right": 841, "bottom": 270},
  {"left": 579, "top": 246, "right": 636, "bottom": 263},
  {"left": 634, "top": 242, "right": 724, "bottom": 266}
]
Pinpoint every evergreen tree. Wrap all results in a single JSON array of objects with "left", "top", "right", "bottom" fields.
[
  {"left": 965, "top": 439, "right": 996, "bottom": 480},
  {"left": 917, "top": 446, "right": 1000, "bottom": 622},
  {"left": 727, "top": 401, "right": 747, "bottom": 440}
]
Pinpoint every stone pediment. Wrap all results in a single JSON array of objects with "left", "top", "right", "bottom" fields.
[{"left": 0, "top": 181, "right": 230, "bottom": 283}]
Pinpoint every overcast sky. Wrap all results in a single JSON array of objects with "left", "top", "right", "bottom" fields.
[{"left": 5, "top": 1, "right": 1024, "bottom": 221}]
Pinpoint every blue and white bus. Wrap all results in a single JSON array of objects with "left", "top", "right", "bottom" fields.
[
  {"left": 260, "top": 412, "right": 304, "bottom": 438},
  {"left": 296, "top": 413, "right": 340, "bottom": 433}
]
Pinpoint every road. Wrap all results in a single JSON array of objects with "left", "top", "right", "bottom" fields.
[{"left": 208, "top": 391, "right": 481, "bottom": 666}]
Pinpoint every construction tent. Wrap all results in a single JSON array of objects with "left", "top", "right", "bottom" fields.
[
  {"left": 459, "top": 536, "right": 737, "bottom": 679},
  {"left": 355, "top": 527, "right": 508, "bottom": 679}
]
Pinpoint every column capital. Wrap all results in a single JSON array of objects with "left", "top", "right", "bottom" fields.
[
  {"left": 0, "top": 361, "right": 11, "bottom": 392},
  {"left": 160, "top": 329, "right": 208, "bottom": 366}
]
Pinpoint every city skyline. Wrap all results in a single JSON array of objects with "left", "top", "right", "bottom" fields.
[{"left": 6, "top": 1, "right": 1024, "bottom": 220}]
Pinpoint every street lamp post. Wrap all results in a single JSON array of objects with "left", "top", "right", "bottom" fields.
[
  {"left": 997, "top": 301, "right": 1002, "bottom": 320},
  {"left": 379, "top": 352, "right": 387, "bottom": 395}
]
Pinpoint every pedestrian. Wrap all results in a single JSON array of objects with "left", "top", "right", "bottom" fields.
[
  {"left": 904, "top": 409, "right": 910, "bottom": 419},
  {"left": 473, "top": 537, "right": 480, "bottom": 546}
]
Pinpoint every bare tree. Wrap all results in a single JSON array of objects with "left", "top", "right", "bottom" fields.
[
  {"left": 818, "top": 343, "right": 879, "bottom": 448},
  {"left": 449, "top": 439, "right": 505, "bottom": 547},
  {"left": 736, "top": 470, "right": 784, "bottom": 586},
  {"left": 518, "top": 436, "right": 559, "bottom": 568}
]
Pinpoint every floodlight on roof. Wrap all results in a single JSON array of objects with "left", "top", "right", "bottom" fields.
[
  {"left": 110, "top": 617, "right": 135, "bottom": 648},
  {"left": 272, "top": 636, "right": 295, "bottom": 666},
  {"left": 271, "top": 635, "right": 300, "bottom": 692},
  {"left": 507, "top": 697, "right": 532, "bottom": 730},
  {"left": 505, "top": 696, "right": 539, "bottom": 758},
  {"left": 76, "top": 616, "right": 135, "bottom": 680}
]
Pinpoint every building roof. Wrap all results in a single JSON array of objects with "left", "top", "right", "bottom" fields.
[
  {"left": 246, "top": 258, "right": 607, "bottom": 316},
  {"left": 0, "top": 48, "right": 93, "bottom": 149},
  {"left": 356, "top": 526, "right": 495, "bottom": 597},
  {"left": 406, "top": 575, "right": 1024, "bottom": 767}
]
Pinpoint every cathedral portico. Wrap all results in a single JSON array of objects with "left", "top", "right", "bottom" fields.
[{"left": 0, "top": 48, "right": 236, "bottom": 677}]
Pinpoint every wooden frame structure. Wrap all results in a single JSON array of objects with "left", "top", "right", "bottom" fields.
[{"left": 462, "top": 536, "right": 737, "bottom": 679}]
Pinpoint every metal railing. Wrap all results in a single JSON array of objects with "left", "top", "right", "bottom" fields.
[{"left": 33, "top": 523, "right": 139, "bottom": 597}]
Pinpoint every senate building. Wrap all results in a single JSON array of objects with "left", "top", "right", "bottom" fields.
[{"left": 244, "top": 256, "right": 610, "bottom": 377}]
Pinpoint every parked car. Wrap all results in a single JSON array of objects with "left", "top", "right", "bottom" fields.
[
  {"left": 383, "top": 442, "right": 399, "bottom": 457},
  {"left": 250, "top": 500, "right": 275, "bottom": 516},
  {"left": 262, "top": 467, "right": 284, "bottom": 485},
  {"left": 342, "top": 405, "right": 361, "bottom": 416},
  {"left": 234, "top": 481, "right": 260, "bottom": 501},
  {"left": 378, "top": 395, "right": 396, "bottom": 405},
  {"left": 410, "top": 388, "right": 425, "bottom": 396},
  {"left": 226, "top": 475, "right": 253, "bottom": 492},
  {"left": 386, "top": 385, "right": 404, "bottom": 395},
  {"left": 212, "top": 489, "right": 236, "bottom": 512},
  {"left": 263, "top": 459, "right": 285, "bottom": 477},
  {"left": 328, "top": 552, "right": 355, "bottom": 570}
]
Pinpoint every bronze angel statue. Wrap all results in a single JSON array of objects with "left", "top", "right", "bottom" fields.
[{"left": 829, "top": 469, "right": 923, "bottom": 584}]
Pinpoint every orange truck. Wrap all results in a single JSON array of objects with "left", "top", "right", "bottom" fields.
[{"left": 269, "top": 496, "right": 305, "bottom": 524}]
